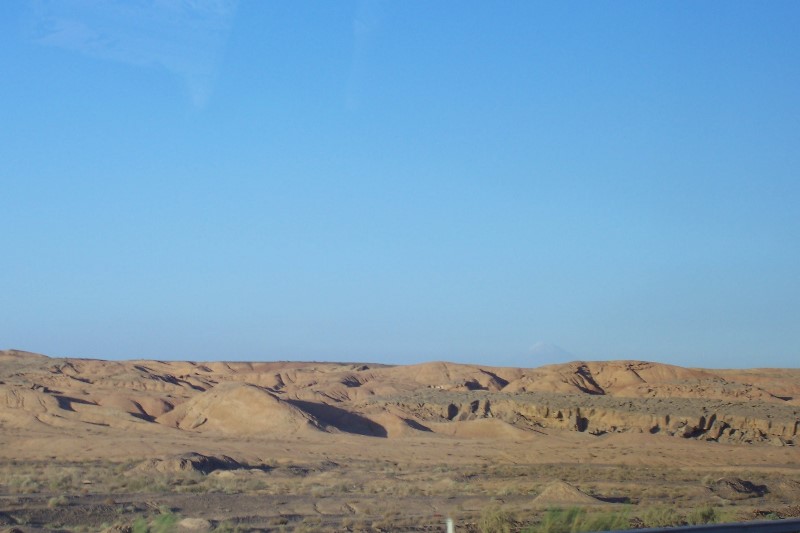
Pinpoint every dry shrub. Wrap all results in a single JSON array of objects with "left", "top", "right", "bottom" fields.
[
  {"left": 641, "top": 506, "right": 681, "bottom": 528},
  {"left": 686, "top": 505, "right": 718, "bottom": 525},
  {"left": 478, "top": 505, "right": 514, "bottom": 533}
]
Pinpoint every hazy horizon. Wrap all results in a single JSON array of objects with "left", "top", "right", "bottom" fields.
[{"left": 3, "top": 346, "right": 794, "bottom": 371}]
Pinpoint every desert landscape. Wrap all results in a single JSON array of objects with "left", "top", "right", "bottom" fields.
[
  {"left": 0, "top": 349, "right": 798, "bottom": 532},
  {"left": 5, "top": 0, "right": 798, "bottom": 531}
]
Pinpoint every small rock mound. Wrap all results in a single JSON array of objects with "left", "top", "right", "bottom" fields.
[
  {"left": 710, "top": 477, "right": 768, "bottom": 500},
  {"left": 134, "top": 452, "right": 243, "bottom": 475},
  {"left": 532, "top": 480, "right": 603, "bottom": 506},
  {"left": 177, "top": 518, "right": 212, "bottom": 532}
]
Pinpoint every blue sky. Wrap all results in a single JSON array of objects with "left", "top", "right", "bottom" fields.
[{"left": 2, "top": 1, "right": 798, "bottom": 367}]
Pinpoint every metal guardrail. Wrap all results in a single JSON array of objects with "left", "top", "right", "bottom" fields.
[
  {"left": 606, "top": 518, "right": 800, "bottom": 533},
  {"left": 443, "top": 517, "right": 800, "bottom": 533}
]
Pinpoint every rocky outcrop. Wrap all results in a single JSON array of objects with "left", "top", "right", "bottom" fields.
[
  {"left": 133, "top": 452, "right": 244, "bottom": 475},
  {"left": 709, "top": 477, "right": 768, "bottom": 500},
  {"left": 368, "top": 391, "right": 798, "bottom": 445}
]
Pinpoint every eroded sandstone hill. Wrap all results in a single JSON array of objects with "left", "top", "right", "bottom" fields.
[{"left": 0, "top": 349, "right": 797, "bottom": 445}]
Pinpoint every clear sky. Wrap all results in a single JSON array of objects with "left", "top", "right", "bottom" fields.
[{"left": 2, "top": 1, "right": 798, "bottom": 368}]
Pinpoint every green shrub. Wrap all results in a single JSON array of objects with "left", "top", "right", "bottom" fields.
[
  {"left": 641, "top": 506, "right": 682, "bottom": 528},
  {"left": 129, "top": 511, "right": 181, "bottom": 533},
  {"left": 535, "top": 507, "right": 583, "bottom": 533},
  {"left": 132, "top": 517, "right": 149, "bottom": 533},
  {"left": 686, "top": 505, "right": 718, "bottom": 525},
  {"left": 580, "top": 509, "right": 630, "bottom": 532},
  {"left": 525, "top": 507, "right": 630, "bottom": 533},
  {"left": 151, "top": 511, "right": 180, "bottom": 533}
]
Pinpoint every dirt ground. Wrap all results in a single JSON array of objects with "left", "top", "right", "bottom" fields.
[
  {"left": 1, "top": 351, "right": 798, "bottom": 531},
  {"left": 1, "top": 429, "right": 799, "bottom": 532}
]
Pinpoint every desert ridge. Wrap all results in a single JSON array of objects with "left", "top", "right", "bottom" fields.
[{"left": 0, "top": 349, "right": 798, "bottom": 451}]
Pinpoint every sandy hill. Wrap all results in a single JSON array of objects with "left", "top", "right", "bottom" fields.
[
  {"left": 0, "top": 349, "right": 797, "bottom": 447},
  {"left": 503, "top": 360, "right": 796, "bottom": 403},
  {"left": 157, "top": 382, "right": 325, "bottom": 435}
]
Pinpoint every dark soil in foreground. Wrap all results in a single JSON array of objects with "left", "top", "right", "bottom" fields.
[{"left": 2, "top": 490, "right": 800, "bottom": 533}]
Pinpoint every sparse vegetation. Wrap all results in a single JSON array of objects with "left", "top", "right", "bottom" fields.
[
  {"left": 686, "top": 504, "right": 719, "bottom": 525},
  {"left": 132, "top": 517, "right": 150, "bottom": 533},
  {"left": 47, "top": 494, "right": 69, "bottom": 508},
  {"left": 129, "top": 510, "right": 180, "bottom": 533},
  {"left": 212, "top": 521, "right": 244, "bottom": 533},
  {"left": 0, "top": 355, "right": 798, "bottom": 531},
  {"left": 0, "top": 456, "right": 796, "bottom": 531},
  {"left": 524, "top": 507, "right": 630, "bottom": 533},
  {"left": 641, "top": 506, "right": 682, "bottom": 528},
  {"left": 478, "top": 505, "right": 515, "bottom": 533}
]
